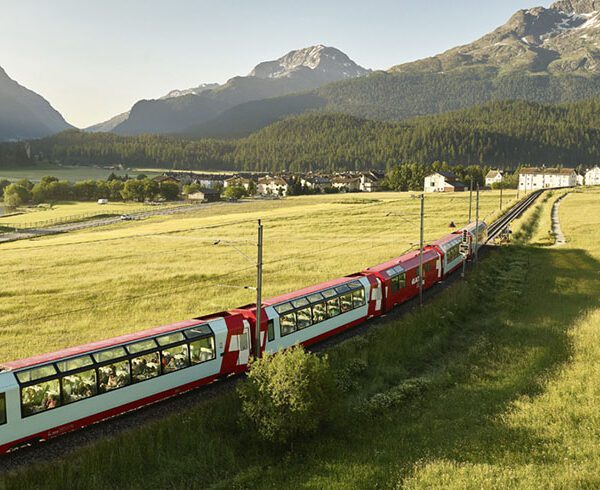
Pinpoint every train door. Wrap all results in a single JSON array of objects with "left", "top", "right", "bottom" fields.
[{"left": 238, "top": 321, "right": 251, "bottom": 366}]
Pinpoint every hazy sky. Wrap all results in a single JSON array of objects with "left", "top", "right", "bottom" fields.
[{"left": 0, "top": 0, "right": 552, "bottom": 128}]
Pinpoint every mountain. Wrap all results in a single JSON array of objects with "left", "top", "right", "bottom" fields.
[
  {"left": 389, "top": 0, "right": 600, "bottom": 75},
  {"left": 110, "top": 45, "right": 370, "bottom": 136},
  {"left": 181, "top": 0, "right": 600, "bottom": 134},
  {"left": 161, "top": 83, "right": 220, "bottom": 99},
  {"left": 0, "top": 66, "right": 72, "bottom": 141},
  {"left": 85, "top": 111, "right": 130, "bottom": 133}
]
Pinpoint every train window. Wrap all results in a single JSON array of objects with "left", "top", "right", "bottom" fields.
[
  {"left": 296, "top": 307, "right": 312, "bottom": 330},
  {"left": 322, "top": 289, "right": 337, "bottom": 299},
  {"left": 340, "top": 293, "right": 353, "bottom": 313},
  {"left": 352, "top": 288, "right": 366, "bottom": 307},
  {"left": 57, "top": 355, "right": 94, "bottom": 373},
  {"left": 157, "top": 332, "right": 185, "bottom": 347},
  {"left": 190, "top": 337, "right": 216, "bottom": 364},
  {"left": 161, "top": 344, "right": 189, "bottom": 374},
  {"left": 292, "top": 298, "right": 309, "bottom": 309},
  {"left": 21, "top": 378, "right": 61, "bottom": 417},
  {"left": 131, "top": 352, "right": 160, "bottom": 383},
  {"left": 126, "top": 339, "right": 158, "bottom": 355},
  {"left": 0, "top": 393, "right": 6, "bottom": 425},
  {"left": 98, "top": 360, "right": 130, "bottom": 393},
  {"left": 16, "top": 364, "right": 57, "bottom": 384},
  {"left": 184, "top": 324, "right": 213, "bottom": 339},
  {"left": 280, "top": 312, "right": 297, "bottom": 336},
  {"left": 62, "top": 369, "right": 97, "bottom": 404},
  {"left": 391, "top": 275, "right": 400, "bottom": 293},
  {"left": 335, "top": 284, "right": 351, "bottom": 294},
  {"left": 274, "top": 303, "right": 294, "bottom": 314},
  {"left": 267, "top": 320, "right": 275, "bottom": 342},
  {"left": 326, "top": 297, "right": 341, "bottom": 318},
  {"left": 312, "top": 302, "right": 327, "bottom": 324},
  {"left": 93, "top": 347, "right": 127, "bottom": 364},
  {"left": 424, "top": 263, "right": 432, "bottom": 273},
  {"left": 350, "top": 281, "right": 363, "bottom": 290},
  {"left": 307, "top": 293, "right": 324, "bottom": 303}
]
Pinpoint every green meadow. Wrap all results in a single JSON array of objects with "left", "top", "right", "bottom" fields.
[{"left": 2, "top": 187, "right": 600, "bottom": 488}]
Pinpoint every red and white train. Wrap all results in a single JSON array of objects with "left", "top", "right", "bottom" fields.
[{"left": 0, "top": 221, "right": 487, "bottom": 453}]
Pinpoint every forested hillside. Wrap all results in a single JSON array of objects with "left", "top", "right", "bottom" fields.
[{"left": 5, "top": 98, "right": 600, "bottom": 171}]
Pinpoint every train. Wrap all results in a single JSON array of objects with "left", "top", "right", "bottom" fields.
[{"left": 0, "top": 221, "right": 487, "bottom": 454}]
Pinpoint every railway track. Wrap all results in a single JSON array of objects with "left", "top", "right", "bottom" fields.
[
  {"left": 0, "top": 189, "right": 548, "bottom": 471},
  {"left": 486, "top": 189, "right": 544, "bottom": 242}
]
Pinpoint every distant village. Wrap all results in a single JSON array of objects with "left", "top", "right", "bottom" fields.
[
  {"left": 150, "top": 166, "right": 600, "bottom": 203},
  {"left": 151, "top": 170, "right": 385, "bottom": 201}
]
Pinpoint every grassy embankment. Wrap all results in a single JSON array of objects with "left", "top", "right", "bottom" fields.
[
  {"left": 2, "top": 189, "right": 599, "bottom": 488},
  {"left": 0, "top": 190, "right": 514, "bottom": 363}
]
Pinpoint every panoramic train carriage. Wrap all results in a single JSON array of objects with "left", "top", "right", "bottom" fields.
[
  {"left": 463, "top": 221, "right": 488, "bottom": 256},
  {"left": 0, "top": 313, "right": 252, "bottom": 453},
  {"left": 363, "top": 248, "right": 441, "bottom": 313},
  {"left": 252, "top": 274, "right": 381, "bottom": 353},
  {"left": 430, "top": 233, "right": 464, "bottom": 277}
]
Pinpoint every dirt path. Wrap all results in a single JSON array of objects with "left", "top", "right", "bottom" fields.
[{"left": 551, "top": 193, "right": 569, "bottom": 247}]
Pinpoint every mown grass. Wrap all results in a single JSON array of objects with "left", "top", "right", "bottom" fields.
[
  {"left": 0, "top": 202, "right": 158, "bottom": 227},
  {"left": 0, "top": 190, "right": 515, "bottom": 363},
  {"left": 3, "top": 187, "right": 599, "bottom": 489}
]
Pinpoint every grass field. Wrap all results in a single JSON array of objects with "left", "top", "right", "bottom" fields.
[
  {"left": 0, "top": 201, "right": 160, "bottom": 227},
  {"left": 0, "top": 165, "right": 162, "bottom": 182},
  {"left": 3, "top": 187, "right": 599, "bottom": 489},
  {"left": 0, "top": 190, "right": 515, "bottom": 364}
]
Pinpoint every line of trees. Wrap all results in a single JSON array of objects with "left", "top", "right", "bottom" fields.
[{"left": 0, "top": 175, "right": 181, "bottom": 208}]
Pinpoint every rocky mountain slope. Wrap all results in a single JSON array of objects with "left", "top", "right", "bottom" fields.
[
  {"left": 110, "top": 45, "right": 369, "bottom": 136},
  {"left": 0, "top": 67, "right": 72, "bottom": 141}
]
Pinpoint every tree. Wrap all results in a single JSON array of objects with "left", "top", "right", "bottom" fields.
[
  {"left": 143, "top": 179, "right": 159, "bottom": 201},
  {"left": 237, "top": 346, "right": 335, "bottom": 445},
  {"left": 15, "top": 179, "right": 34, "bottom": 191},
  {"left": 222, "top": 185, "right": 247, "bottom": 200},
  {"left": 121, "top": 179, "right": 147, "bottom": 202},
  {"left": 159, "top": 182, "right": 180, "bottom": 201},
  {"left": 247, "top": 180, "right": 257, "bottom": 196},
  {"left": 136, "top": 173, "right": 148, "bottom": 180},
  {"left": 0, "top": 179, "right": 10, "bottom": 198},
  {"left": 3, "top": 183, "right": 31, "bottom": 208}
]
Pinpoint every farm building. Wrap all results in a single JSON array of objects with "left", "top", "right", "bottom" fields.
[
  {"left": 359, "top": 171, "right": 383, "bottom": 192},
  {"left": 187, "top": 189, "right": 221, "bottom": 202},
  {"left": 258, "top": 176, "right": 292, "bottom": 197},
  {"left": 424, "top": 172, "right": 467, "bottom": 193},
  {"left": 585, "top": 166, "right": 600, "bottom": 186},
  {"left": 485, "top": 170, "right": 503, "bottom": 187},
  {"left": 331, "top": 176, "right": 361, "bottom": 192}
]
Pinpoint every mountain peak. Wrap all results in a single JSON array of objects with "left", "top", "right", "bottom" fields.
[
  {"left": 551, "top": 0, "right": 600, "bottom": 14},
  {"left": 249, "top": 45, "right": 370, "bottom": 80}
]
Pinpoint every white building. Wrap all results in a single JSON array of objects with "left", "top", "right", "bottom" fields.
[
  {"left": 359, "top": 171, "right": 383, "bottom": 192},
  {"left": 257, "top": 176, "right": 291, "bottom": 197},
  {"left": 518, "top": 168, "right": 577, "bottom": 191},
  {"left": 331, "top": 176, "right": 361, "bottom": 192},
  {"left": 223, "top": 176, "right": 254, "bottom": 191},
  {"left": 424, "top": 172, "right": 467, "bottom": 193},
  {"left": 301, "top": 176, "right": 332, "bottom": 191},
  {"left": 585, "top": 166, "right": 600, "bottom": 186},
  {"left": 485, "top": 170, "right": 504, "bottom": 187}
]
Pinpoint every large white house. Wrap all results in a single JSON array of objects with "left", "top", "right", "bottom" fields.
[
  {"left": 585, "top": 166, "right": 600, "bottom": 186},
  {"left": 424, "top": 172, "right": 467, "bottom": 193},
  {"left": 485, "top": 170, "right": 504, "bottom": 187},
  {"left": 518, "top": 167, "right": 577, "bottom": 191},
  {"left": 257, "top": 176, "right": 291, "bottom": 196}
]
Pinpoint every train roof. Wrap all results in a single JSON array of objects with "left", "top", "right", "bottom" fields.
[
  {"left": 0, "top": 317, "right": 224, "bottom": 372},
  {"left": 366, "top": 248, "right": 439, "bottom": 274},
  {"left": 430, "top": 232, "right": 463, "bottom": 247},
  {"left": 262, "top": 275, "right": 364, "bottom": 307}
]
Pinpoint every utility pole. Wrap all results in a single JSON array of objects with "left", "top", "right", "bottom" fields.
[
  {"left": 255, "top": 219, "right": 263, "bottom": 359},
  {"left": 468, "top": 178, "right": 473, "bottom": 222},
  {"left": 418, "top": 194, "right": 425, "bottom": 307},
  {"left": 474, "top": 185, "right": 480, "bottom": 266}
]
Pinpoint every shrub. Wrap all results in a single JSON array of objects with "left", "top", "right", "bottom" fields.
[{"left": 237, "top": 346, "right": 335, "bottom": 445}]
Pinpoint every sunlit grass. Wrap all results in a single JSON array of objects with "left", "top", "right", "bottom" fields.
[{"left": 0, "top": 190, "right": 515, "bottom": 363}]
